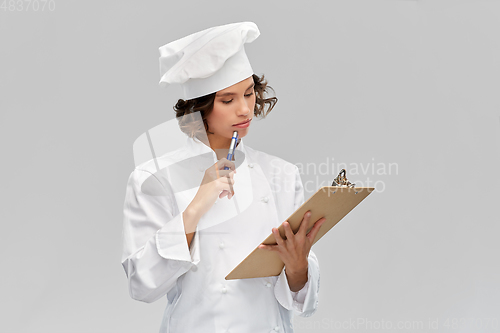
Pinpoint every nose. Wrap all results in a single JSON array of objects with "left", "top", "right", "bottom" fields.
[{"left": 236, "top": 96, "right": 251, "bottom": 116}]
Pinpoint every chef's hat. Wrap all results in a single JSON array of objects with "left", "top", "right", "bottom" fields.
[{"left": 158, "top": 22, "right": 260, "bottom": 100}]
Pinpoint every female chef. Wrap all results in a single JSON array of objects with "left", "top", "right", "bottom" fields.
[{"left": 121, "top": 22, "right": 325, "bottom": 333}]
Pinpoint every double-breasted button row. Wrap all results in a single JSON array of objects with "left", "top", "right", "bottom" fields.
[{"left": 248, "top": 163, "right": 271, "bottom": 204}]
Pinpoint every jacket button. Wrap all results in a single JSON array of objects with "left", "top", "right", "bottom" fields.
[
  {"left": 248, "top": 163, "right": 254, "bottom": 168},
  {"left": 261, "top": 196, "right": 269, "bottom": 203},
  {"left": 219, "top": 242, "right": 225, "bottom": 249},
  {"left": 221, "top": 287, "right": 227, "bottom": 294},
  {"left": 266, "top": 282, "right": 272, "bottom": 288}
]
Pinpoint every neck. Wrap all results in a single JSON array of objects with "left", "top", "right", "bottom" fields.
[
  {"left": 208, "top": 134, "right": 231, "bottom": 160},
  {"left": 208, "top": 135, "right": 231, "bottom": 151},
  {"left": 207, "top": 134, "right": 241, "bottom": 160}
]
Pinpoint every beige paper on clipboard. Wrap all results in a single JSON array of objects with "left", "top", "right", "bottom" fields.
[{"left": 225, "top": 185, "right": 374, "bottom": 280}]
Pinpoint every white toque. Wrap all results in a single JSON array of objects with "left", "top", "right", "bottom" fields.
[{"left": 158, "top": 22, "right": 260, "bottom": 100}]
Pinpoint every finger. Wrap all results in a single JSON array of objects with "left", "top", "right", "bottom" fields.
[
  {"left": 218, "top": 176, "right": 234, "bottom": 185},
  {"left": 226, "top": 175, "right": 234, "bottom": 197},
  {"left": 272, "top": 228, "right": 285, "bottom": 247},
  {"left": 298, "top": 211, "right": 312, "bottom": 236},
  {"left": 219, "top": 181, "right": 234, "bottom": 198},
  {"left": 218, "top": 168, "right": 235, "bottom": 176},
  {"left": 219, "top": 179, "right": 234, "bottom": 198},
  {"left": 258, "top": 244, "right": 279, "bottom": 252},
  {"left": 211, "top": 160, "right": 233, "bottom": 179},
  {"left": 214, "top": 164, "right": 220, "bottom": 179},
  {"left": 220, "top": 189, "right": 234, "bottom": 199},
  {"left": 217, "top": 169, "right": 236, "bottom": 180},
  {"left": 283, "top": 222, "right": 295, "bottom": 245},
  {"left": 216, "top": 158, "right": 236, "bottom": 171},
  {"left": 214, "top": 178, "right": 234, "bottom": 197},
  {"left": 306, "top": 217, "right": 326, "bottom": 242}
]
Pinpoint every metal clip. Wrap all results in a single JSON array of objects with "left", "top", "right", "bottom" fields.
[{"left": 331, "top": 169, "right": 355, "bottom": 188}]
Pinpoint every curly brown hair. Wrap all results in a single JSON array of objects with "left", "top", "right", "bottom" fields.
[{"left": 174, "top": 74, "right": 277, "bottom": 138}]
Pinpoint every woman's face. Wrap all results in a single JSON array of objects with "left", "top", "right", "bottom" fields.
[{"left": 206, "top": 76, "right": 256, "bottom": 147}]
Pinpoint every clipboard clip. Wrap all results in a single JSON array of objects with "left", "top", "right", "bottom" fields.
[{"left": 331, "top": 169, "right": 355, "bottom": 188}]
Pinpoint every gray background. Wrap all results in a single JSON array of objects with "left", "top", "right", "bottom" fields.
[{"left": 1, "top": 0, "right": 499, "bottom": 332}]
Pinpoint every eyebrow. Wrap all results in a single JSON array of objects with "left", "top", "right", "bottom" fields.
[{"left": 216, "top": 83, "right": 255, "bottom": 97}]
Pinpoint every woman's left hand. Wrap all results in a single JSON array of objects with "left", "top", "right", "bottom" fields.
[{"left": 258, "top": 211, "right": 326, "bottom": 291}]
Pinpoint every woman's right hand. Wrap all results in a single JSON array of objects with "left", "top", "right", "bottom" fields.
[{"left": 187, "top": 158, "right": 237, "bottom": 219}]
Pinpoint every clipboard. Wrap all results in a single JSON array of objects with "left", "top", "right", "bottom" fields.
[{"left": 225, "top": 171, "right": 374, "bottom": 280}]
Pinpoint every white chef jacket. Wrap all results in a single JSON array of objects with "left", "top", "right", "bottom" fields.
[{"left": 121, "top": 136, "right": 320, "bottom": 333}]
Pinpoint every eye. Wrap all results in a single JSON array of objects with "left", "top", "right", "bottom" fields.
[
  {"left": 222, "top": 99, "right": 233, "bottom": 104},
  {"left": 244, "top": 92, "right": 254, "bottom": 98}
]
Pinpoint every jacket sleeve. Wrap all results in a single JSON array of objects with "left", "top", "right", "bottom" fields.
[
  {"left": 121, "top": 168, "right": 200, "bottom": 303},
  {"left": 274, "top": 251, "right": 320, "bottom": 317},
  {"left": 273, "top": 165, "right": 320, "bottom": 317}
]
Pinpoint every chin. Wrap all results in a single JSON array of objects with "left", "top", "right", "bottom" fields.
[{"left": 232, "top": 128, "right": 249, "bottom": 138}]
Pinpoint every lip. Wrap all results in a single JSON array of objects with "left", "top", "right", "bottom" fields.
[{"left": 233, "top": 118, "right": 252, "bottom": 127}]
